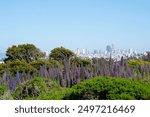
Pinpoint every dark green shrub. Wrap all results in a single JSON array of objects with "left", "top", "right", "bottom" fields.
[{"left": 47, "top": 77, "right": 150, "bottom": 100}]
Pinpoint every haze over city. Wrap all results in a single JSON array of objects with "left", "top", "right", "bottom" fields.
[{"left": 0, "top": 0, "right": 150, "bottom": 53}]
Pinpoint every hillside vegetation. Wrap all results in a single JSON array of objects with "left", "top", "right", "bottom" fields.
[
  {"left": 6, "top": 76, "right": 150, "bottom": 100},
  {"left": 44, "top": 77, "right": 150, "bottom": 100},
  {"left": 1, "top": 44, "right": 150, "bottom": 100}
]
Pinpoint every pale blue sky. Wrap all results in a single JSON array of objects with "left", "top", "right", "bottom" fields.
[{"left": 0, "top": 0, "right": 150, "bottom": 52}]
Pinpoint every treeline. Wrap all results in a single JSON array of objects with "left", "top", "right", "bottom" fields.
[
  {"left": 0, "top": 44, "right": 150, "bottom": 91},
  {"left": 0, "top": 44, "right": 91, "bottom": 76}
]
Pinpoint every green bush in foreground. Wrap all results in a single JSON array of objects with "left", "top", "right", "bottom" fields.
[
  {"left": 0, "top": 85, "right": 14, "bottom": 100},
  {"left": 12, "top": 76, "right": 150, "bottom": 100},
  {"left": 46, "top": 77, "right": 150, "bottom": 100},
  {"left": 13, "top": 77, "right": 63, "bottom": 100}
]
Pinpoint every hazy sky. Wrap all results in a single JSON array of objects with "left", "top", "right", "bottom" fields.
[{"left": 0, "top": 0, "right": 150, "bottom": 52}]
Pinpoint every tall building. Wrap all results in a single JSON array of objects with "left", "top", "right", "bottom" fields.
[
  {"left": 82, "top": 49, "right": 85, "bottom": 54},
  {"left": 106, "top": 45, "right": 112, "bottom": 53},
  {"left": 98, "top": 50, "right": 102, "bottom": 54},
  {"left": 76, "top": 48, "right": 80, "bottom": 55},
  {"left": 128, "top": 48, "right": 133, "bottom": 54},
  {"left": 93, "top": 49, "right": 98, "bottom": 54},
  {"left": 111, "top": 44, "right": 115, "bottom": 52},
  {"left": 85, "top": 48, "right": 89, "bottom": 54}
]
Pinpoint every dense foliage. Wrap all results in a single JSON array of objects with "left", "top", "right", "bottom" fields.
[
  {"left": 1, "top": 44, "right": 150, "bottom": 100},
  {"left": 49, "top": 47, "right": 75, "bottom": 61},
  {"left": 4, "top": 44, "right": 45, "bottom": 63},
  {"left": 0, "top": 63, "right": 5, "bottom": 77},
  {"left": 128, "top": 60, "right": 150, "bottom": 67},
  {"left": 6, "top": 59, "right": 37, "bottom": 76},
  {"left": 70, "top": 57, "right": 91, "bottom": 67},
  {"left": 11, "top": 77, "right": 150, "bottom": 100},
  {"left": 0, "top": 85, "right": 7, "bottom": 96},
  {"left": 60, "top": 77, "right": 150, "bottom": 100},
  {"left": 1, "top": 56, "right": 150, "bottom": 91},
  {"left": 13, "top": 77, "right": 63, "bottom": 100},
  {"left": 30, "top": 59, "right": 60, "bottom": 70}
]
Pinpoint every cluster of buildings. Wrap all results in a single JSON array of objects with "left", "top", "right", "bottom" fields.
[{"left": 75, "top": 44, "right": 146, "bottom": 60}]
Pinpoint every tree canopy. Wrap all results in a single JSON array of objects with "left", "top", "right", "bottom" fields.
[
  {"left": 6, "top": 59, "right": 37, "bottom": 76},
  {"left": 49, "top": 47, "right": 75, "bottom": 61},
  {"left": 4, "top": 44, "right": 45, "bottom": 63}
]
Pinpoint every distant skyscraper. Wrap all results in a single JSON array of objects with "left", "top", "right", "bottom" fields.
[
  {"left": 76, "top": 48, "right": 80, "bottom": 55},
  {"left": 129, "top": 48, "right": 133, "bottom": 54},
  {"left": 111, "top": 44, "right": 115, "bottom": 52},
  {"left": 94, "top": 49, "right": 98, "bottom": 54},
  {"left": 85, "top": 48, "right": 89, "bottom": 54},
  {"left": 99, "top": 50, "right": 102, "bottom": 54},
  {"left": 82, "top": 49, "right": 85, "bottom": 54},
  {"left": 106, "top": 45, "right": 112, "bottom": 53},
  {"left": 106, "top": 44, "right": 115, "bottom": 54}
]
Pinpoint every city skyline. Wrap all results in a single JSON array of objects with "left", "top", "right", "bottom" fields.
[
  {"left": 0, "top": 0, "right": 150, "bottom": 52},
  {"left": 0, "top": 46, "right": 146, "bottom": 63},
  {"left": 0, "top": 43, "right": 147, "bottom": 53},
  {"left": 0, "top": 44, "right": 147, "bottom": 60},
  {"left": 74, "top": 44, "right": 144, "bottom": 60}
]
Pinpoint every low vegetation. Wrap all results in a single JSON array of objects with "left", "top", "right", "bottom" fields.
[
  {"left": 12, "top": 77, "right": 64, "bottom": 100},
  {"left": 10, "top": 76, "right": 150, "bottom": 100}
]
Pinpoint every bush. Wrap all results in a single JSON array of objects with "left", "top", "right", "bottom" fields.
[
  {"left": 128, "top": 60, "right": 150, "bottom": 68},
  {"left": 0, "top": 85, "right": 7, "bottom": 96},
  {"left": 47, "top": 77, "right": 150, "bottom": 100},
  {"left": 13, "top": 77, "right": 63, "bottom": 99}
]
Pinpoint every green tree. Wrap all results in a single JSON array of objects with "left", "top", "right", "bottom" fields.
[
  {"left": 70, "top": 57, "right": 91, "bottom": 67},
  {"left": 49, "top": 47, "right": 75, "bottom": 61},
  {"left": 30, "top": 59, "right": 60, "bottom": 70},
  {"left": 6, "top": 59, "right": 37, "bottom": 76},
  {"left": 5, "top": 44, "right": 45, "bottom": 63},
  {"left": 0, "top": 63, "right": 6, "bottom": 77}
]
